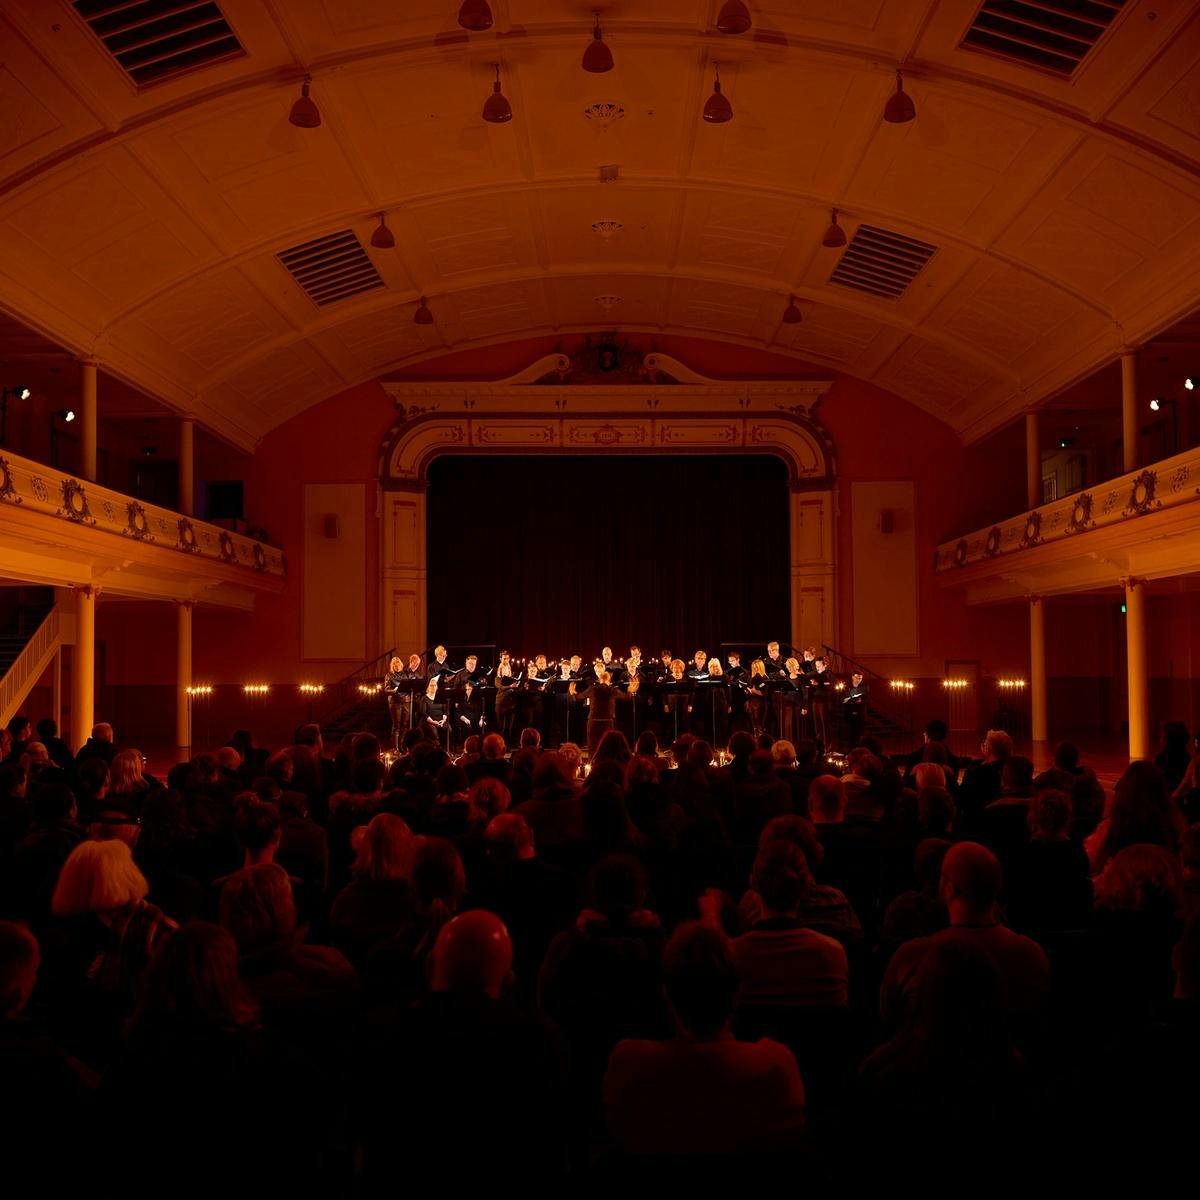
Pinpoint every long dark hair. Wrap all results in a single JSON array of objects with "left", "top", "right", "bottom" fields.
[{"left": 1102, "top": 761, "right": 1185, "bottom": 865}]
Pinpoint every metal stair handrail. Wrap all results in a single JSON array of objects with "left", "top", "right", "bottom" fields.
[{"left": 313, "top": 648, "right": 398, "bottom": 728}]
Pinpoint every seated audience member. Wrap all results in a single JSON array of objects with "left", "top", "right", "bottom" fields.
[
  {"left": 329, "top": 814, "right": 414, "bottom": 966},
  {"left": 956, "top": 729, "right": 1013, "bottom": 833},
  {"left": 359, "top": 911, "right": 567, "bottom": 1189},
  {"left": 603, "top": 921, "right": 806, "bottom": 1156},
  {"left": 227, "top": 729, "right": 269, "bottom": 783},
  {"left": 731, "top": 841, "right": 849, "bottom": 1008},
  {"left": 539, "top": 856, "right": 669, "bottom": 1102},
  {"left": 98, "top": 921, "right": 324, "bottom": 1197},
  {"left": 894, "top": 719, "right": 968, "bottom": 776},
  {"left": 76, "top": 722, "right": 117, "bottom": 767},
  {"left": 6, "top": 780, "right": 85, "bottom": 923},
  {"left": 71, "top": 757, "right": 109, "bottom": 825},
  {"left": 516, "top": 752, "right": 584, "bottom": 853},
  {"left": 879, "top": 838, "right": 951, "bottom": 959},
  {"left": 981, "top": 755, "right": 1036, "bottom": 867},
  {"left": 365, "top": 836, "right": 465, "bottom": 1005},
  {"left": 1085, "top": 760, "right": 1184, "bottom": 873},
  {"left": 230, "top": 794, "right": 282, "bottom": 870},
  {"left": 770, "top": 740, "right": 812, "bottom": 815},
  {"left": 479, "top": 813, "right": 577, "bottom": 1003},
  {"left": 107, "top": 748, "right": 161, "bottom": 816},
  {"left": 327, "top": 757, "right": 388, "bottom": 882},
  {"left": 133, "top": 788, "right": 206, "bottom": 923},
  {"left": 275, "top": 788, "right": 329, "bottom": 920},
  {"left": 4, "top": 716, "right": 33, "bottom": 763},
  {"left": 0, "top": 921, "right": 94, "bottom": 1186},
  {"left": 509, "top": 727, "right": 544, "bottom": 805},
  {"left": 43, "top": 839, "right": 177, "bottom": 1063},
  {"left": 731, "top": 751, "right": 794, "bottom": 846},
  {"left": 218, "top": 863, "right": 357, "bottom": 1047},
  {"left": 1155, "top": 721, "right": 1193, "bottom": 796},
  {"left": 856, "top": 937, "right": 1027, "bottom": 1189},
  {"left": 35, "top": 719, "right": 73, "bottom": 772},
  {"left": 1004, "top": 790, "right": 1092, "bottom": 932},
  {"left": 466, "top": 733, "right": 512, "bottom": 787},
  {"left": 881, "top": 842, "right": 1050, "bottom": 1032}
]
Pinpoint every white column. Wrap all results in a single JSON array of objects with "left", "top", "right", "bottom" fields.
[
  {"left": 175, "top": 600, "right": 193, "bottom": 750},
  {"left": 79, "top": 359, "right": 98, "bottom": 482},
  {"left": 1029, "top": 595, "right": 1047, "bottom": 743},
  {"left": 178, "top": 416, "right": 195, "bottom": 516},
  {"left": 70, "top": 585, "right": 95, "bottom": 752},
  {"left": 1125, "top": 577, "right": 1149, "bottom": 760},
  {"left": 1121, "top": 349, "right": 1139, "bottom": 474},
  {"left": 1025, "top": 410, "right": 1041, "bottom": 510}
]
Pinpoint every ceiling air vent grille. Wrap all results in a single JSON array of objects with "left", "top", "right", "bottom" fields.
[
  {"left": 828, "top": 225, "right": 937, "bottom": 300},
  {"left": 277, "top": 230, "right": 386, "bottom": 308},
  {"left": 960, "top": 1, "right": 1126, "bottom": 78},
  {"left": 73, "top": 1, "right": 245, "bottom": 87}
]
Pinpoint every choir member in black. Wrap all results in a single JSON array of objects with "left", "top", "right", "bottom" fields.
[
  {"left": 764, "top": 641, "right": 787, "bottom": 678},
  {"left": 658, "top": 649, "right": 673, "bottom": 678},
  {"left": 780, "top": 657, "right": 807, "bottom": 742},
  {"left": 522, "top": 654, "right": 554, "bottom": 738},
  {"left": 659, "top": 659, "right": 693, "bottom": 743},
  {"left": 551, "top": 659, "right": 582, "bottom": 746},
  {"left": 423, "top": 676, "right": 449, "bottom": 745},
  {"left": 842, "top": 670, "right": 868, "bottom": 751},
  {"left": 725, "top": 651, "right": 747, "bottom": 730},
  {"left": 800, "top": 645, "right": 818, "bottom": 674},
  {"left": 570, "top": 669, "right": 635, "bottom": 757},
  {"left": 494, "top": 651, "right": 521, "bottom": 741},
  {"left": 745, "top": 658, "right": 769, "bottom": 737},
  {"left": 427, "top": 644, "right": 454, "bottom": 682},
  {"left": 763, "top": 642, "right": 788, "bottom": 735},
  {"left": 694, "top": 658, "right": 731, "bottom": 748},
  {"left": 599, "top": 646, "right": 616, "bottom": 674},
  {"left": 805, "top": 655, "right": 833, "bottom": 747},
  {"left": 453, "top": 655, "right": 488, "bottom": 747},
  {"left": 384, "top": 653, "right": 424, "bottom": 748},
  {"left": 686, "top": 650, "right": 709, "bottom": 681}
]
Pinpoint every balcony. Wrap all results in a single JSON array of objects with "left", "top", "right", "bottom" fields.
[{"left": 935, "top": 445, "right": 1200, "bottom": 602}]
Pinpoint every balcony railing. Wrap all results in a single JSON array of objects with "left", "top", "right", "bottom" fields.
[
  {"left": 934, "top": 444, "right": 1200, "bottom": 575},
  {"left": 0, "top": 448, "right": 286, "bottom": 579}
]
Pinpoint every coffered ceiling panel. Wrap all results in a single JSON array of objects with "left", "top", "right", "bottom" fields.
[{"left": 0, "top": 0, "right": 1196, "bottom": 450}]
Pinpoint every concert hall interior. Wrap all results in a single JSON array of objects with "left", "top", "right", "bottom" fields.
[{"left": 1, "top": 1, "right": 1199, "bottom": 1192}]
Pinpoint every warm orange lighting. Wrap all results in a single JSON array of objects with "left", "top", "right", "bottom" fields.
[
  {"left": 299, "top": 683, "right": 325, "bottom": 694},
  {"left": 242, "top": 683, "right": 270, "bottom": 695},
  {"left": 942, "top": 678, "right": 968, "bottom": 690},
  {"left": 186, "top": 685, "right": 213, "bottom": 696}
]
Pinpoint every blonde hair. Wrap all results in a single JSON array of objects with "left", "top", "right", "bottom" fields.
[
  {"left": 751, "top": 658, "right": 766, "bottom": 678},
  {"left": 51, "top": 840, "right": 148, "bottom": 916},
  {"left": 913, "top": 762, "right": 946, "bottom": 791},
  {"left": 708, "top": 659, "right": 723, "bottom": 675},
  {"left": 785, "top": 657, "right": 800, "bottom": 673},
  {"left": 670, "top": 659, "right": 686, "bottom": 674},
  {"left": 110, "top": 749, "right": 147, "bottom": 794}
]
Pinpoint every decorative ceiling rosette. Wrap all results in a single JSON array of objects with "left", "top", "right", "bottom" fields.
[
  {"left": 1124, "top": 469, "right": 1161, "bottom": 517},
  {"left": 59, "top": 478, "right": 94, "bottom": 524},
  {"left": 1020, "top": 511, "right": 1042, "bottom": 548},
  {"left": 177, "top": 516, "right": 199, "bottom": 553},
  {"left": 125, "top": 500, "right": 151, "bottom": 540},
  {"left": 1066, "top": 492, "right": 1093, "bottom": 533}
]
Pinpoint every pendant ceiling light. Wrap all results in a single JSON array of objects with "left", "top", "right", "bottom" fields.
[
  {"left": 457, "top": 0, "right": 493, "bottom": 31},
  {"left": 883, "top": 68, "right": 916, "bottom": 124},
  {"left": 822, "top": 207, "right": 847, "bottom": 248},
  {"left": 583, "top": 11, "right": 614, "bottom": 73},
  {"left": 413, "top": 297, "right": 434, "bottom": 325},
  {"left": 782, "top": 295, "right": 803, "bottom": 324},
  {"left": 716, "top": 1, "right": 752, "bottom": 34},
  {"left": 702, "top": 62, "right": 733, "bottom": 124},
  {"left": 288, "top": 74, "right": 320, "bottom": 128},
  {"left": 482, "top": 63, "right": 512, "bottom": 123},
  {"left": 370, "top": 213, "right": 395, "bottom": 250}
]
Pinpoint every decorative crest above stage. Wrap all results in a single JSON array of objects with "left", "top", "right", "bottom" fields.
[{"left": 379, "top": 347, "right": 836, "bottom": 492}]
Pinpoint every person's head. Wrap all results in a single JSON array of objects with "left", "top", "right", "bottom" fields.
[
  {"left": 519, "top": 727, "right": 541, "bottom": 751},
  {"left": 767, "top": 641, "right": 780, "bottom": 658},
  {"left": 558, "top": 742, "right": 583, "bottom": 779},
  {"left": 411, "top": 836, "right": 466, "bottom": 922},
  {"left": 686, "top": 740, "right": 714, "bottom": 770},
  {"left": 568, "top": 654, "right": 582, "bottom": 673},
  {"left": 233, "top": 795, "right": 281, "bottom": 862},
  {"left": 480, "top": 732, "right": 505, "bottom": 762},
  {"left": 389, "top": 656, "right": 402, "bottom": 673},
  {"left": 912, "top": 762, "right": 945, "bottom": 792},
  {"left": 1162, "top": 721, "right": 1192, "bottom": 753},
  {"left": 469, "top": 777, "right": 511, "bottom": 821},
  {"left": 532, "top": 751, "right": 572, "bottom": 792},
  {"left": 671, "top": 659, "right": 685, "bottom": 680},
  {"left": 727, "top": 651, "right": 741, "bottom": 667},
  {"left": 1029, "top": 789, "right": 1072, "bottom": 839},
  {"left": 913, "top": 837, "right": 952, "bottom": 893},
  {"left": 917, "top": 786, "right": 955, "bottom": 834},
  {"left": 939, "top": 842, "right": 1002, "bottom": 922},
  {"left": 726, "top": 730, "right": 755, "bottom": 762},
  {"left": 588, "top": 854, "right": 647, "bottom": 918},
  {"left": 485, "top": 812, "right": 536, "bottom": 865},
  {"left": 707, "top": 658, "right": 723, "bottom": 676},
  {"left": 215, "top": 746, "right": 241, "bottom": 773},
  {"left": 30, "top": 780, "right": 77, "bottom": 828},
  {"left": 785, "top": 657, "right": 800, "bottom": 675},
  {"left": 921, "top": 740, "right": 949, "bottom": 766},
  {"left": 851, "top": 671, "right": 863, "bottom": 686},
  {"left": 219, "top": 863, "right": 296, "bottom": 954},
  {"left": 436, "top": 764, "right": 470, "bottom": 799},
  {"left": 1054, "top": 741, "right": 1081, "bottom": 773},
  {"left": 981, "top": 729, "right": 1013, "bottom": 763},
  {"left": 599, "top": 670, "right": 611, "bottom": 686},
  {"left": 593, "top": 728, "right": 631, "bottom": 768},
  {"left": 6, "top": 716, "right": 31, "bottom": 745},
  {"left": 814, "top": 656, "right": 827, "bottom": 673},
  {"left": 430, "top": 910, "right": 513, "bottom": 999},
  {"left": 434, "top": 644, "right": 447, "bottom": 662},
  {"left": 295, "top": 723, "right": 324, "bottom": 754},
  {"left": 809, "top": 774, "right": 844, "bottom": 823},
  {"left": 353, "top": 813, "right": 414, "bottom": 882},
  {"left": 109, "top": 748, "right": 147, "bottom": 794},
  {"left": 134, "top": 921, "right": 258, "bottom": 1029},
  {"left": 535, "top": 654, "right": 548, "bottom": 671},
  {"left": 0, "top": 921, "right": 39, "bottom": 1018},
  {"left": 748, "top": 749, "right": 774, "bottom": 778},
  {"left": 750, "top": 658, "right": 766, "bottom": 679},
  {"left": 35, "top": 718, "right": 58, "bottom": 741},
  {"left": 758, "top": 813, "right": 823, "bottom": 868},
  {"left": 692, "top": 650, "right": 707, "bottom": 669},
  {"left": 751, "top": 840, "right": 812, "bottom": 916},
  {"left": 1001, "top": 756, "right": 1035, "bottom": 794},
  {"left": 351, "top": 756, "right": 386, "bottom": 797},
  {"left": 924, "top": 719, "right": 948, "bottom": 745},
  {"left": 660, "top": 649, "right": 672, "bottom": 665},
  {"left": 634, "top": 730, "right": 658, "bottom": 758},
  {"left": 51, "top": 839, "right": 148, "bottom": 917},
  {"left": 465, "top": 654, "right": 478, "bottom": 672},
  {"left": 661, "top": 922, "right": 741, "bottom": 1039},
  {"left": 1094, "top": 844, "right": 1182, "bottom": 917}
]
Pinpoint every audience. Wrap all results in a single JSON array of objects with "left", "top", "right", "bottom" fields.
[{"left": 0, "top": 703, "right": 1195, "bottom": 1185}]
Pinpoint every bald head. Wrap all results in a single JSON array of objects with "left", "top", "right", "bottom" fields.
[
  {"left": 430, "top": 910, "right": 513, "bottom": 999},
  {"left": 939, "top": 841, "right": 1002, "bottom": 918}
]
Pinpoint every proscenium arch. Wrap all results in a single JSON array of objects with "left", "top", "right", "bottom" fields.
[{"left": 376, "top": 352, "right": 839, "bottom": 659}]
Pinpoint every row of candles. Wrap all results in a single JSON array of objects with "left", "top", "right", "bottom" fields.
[
  {"left": 887, "top": 679, "right": 1028, "bottom": 691},
  {"left": 184, "top": 684, "right": 327, "bottom": 697}
]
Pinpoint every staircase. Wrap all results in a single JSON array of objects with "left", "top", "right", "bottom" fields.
[
  {"left": 821, "top": 644, "right": 913, "bottom": 738},
  {"left": 0, "top": 589, "right": 62, "bottom": 727},
  {"left": 315, "top": 649, "right": 397, "bottom": 741}
]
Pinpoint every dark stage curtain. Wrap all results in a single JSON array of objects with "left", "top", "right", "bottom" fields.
[{"left": 426, "top": 455, "right": 790, "bottom": 660}]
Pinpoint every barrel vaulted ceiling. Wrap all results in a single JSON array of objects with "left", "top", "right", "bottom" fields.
[{"left": 1, "top": 1, "right": 1199, "bottom": 449}]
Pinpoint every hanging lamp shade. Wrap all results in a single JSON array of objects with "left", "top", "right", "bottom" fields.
[
  {"left": 288, "top": 75, "right": 320, "bottom": 128},
  {"left": 413, "top": 297, "right": 434, "bottom": 325},
  {"left": 822, "top": 208, "right": 847, "bottom": 248},
  {"left": 457, "top": 0, "right": 493, "bottom": 31},
  {"left": 716, "top": 1, "right": 752, "bottom": 34},
  {"left": 884, "top": 69, "right": 916, "bottom": 123},
  {"left": 782, "top": 295, "right": 803, "bottom": 324},
  {"left": 482, "top": 64, "right": 512, "bottom": 123},
  {"left": 702, "top": 63, "right": 733, "bottom": 124},
  {"left": 370, "top": 213, "right": 395, "bottom": 250},
  {"left": 582, "top": 11, "right": 614, "bottom": 73}
]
